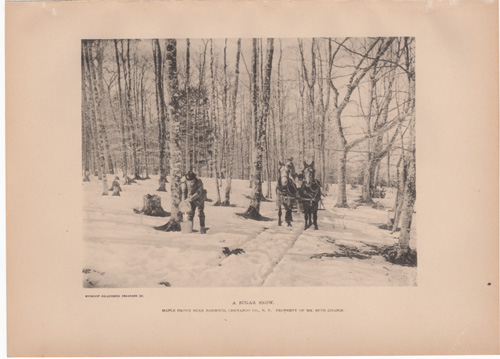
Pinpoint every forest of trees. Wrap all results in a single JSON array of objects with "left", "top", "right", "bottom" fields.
[{"left": 82, "top": 37, "right": 415, "bottom": 252}]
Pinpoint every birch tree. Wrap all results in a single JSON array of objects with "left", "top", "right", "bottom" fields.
[
  {"left": 152, "top": 39, "right": 168, "bottom": 191},
  {"left": 209, "top": 40, "right": 222, "bottom": 205},
  {"left": 83, "top": 40, "right": 108, "bottom": 195},
  {"left": 123, "top": 41, "right": 140, "bottom": 180},
  {"left": 396, "top": 37, "right": 416, "bottom": 259},
  {"left": 113, "top": 40, "right": 128, "bottom": 178},
  {"left": 155, "top": 39, "right": 183, "bottom": 232},
  {"left": 95, "top": 42, "right": 115, "bottom": 175}
]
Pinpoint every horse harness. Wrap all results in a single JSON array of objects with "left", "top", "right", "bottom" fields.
[
  {"left": 300, "top": 181, "right": 321, "bottom": 204},
  {"left": 277, "top": 180, "right": 298, "bottom": 203}
]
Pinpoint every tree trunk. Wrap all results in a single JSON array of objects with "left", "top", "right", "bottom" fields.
[
  {"left": 83, "top": 41, "right": 108, "bottom": 195},
  {"left": 359, "top": 64, "right": 377, "bottom": 203},
  {"left": 95, "top": 43, "right": 114, "bottom": 175},
  {"left": 125, "top": 41, "right": 140, "bottom": 179},
  {"left": 386, "top": 134, "right": 391, "bottom": 187},
  {"left": 265, "top": 109, "right": 272, "bottom": 199},
  {"left": 152, "top": 40, "right": 168, "bottom": 191},
  {"left": 398, "top": 156, "right": 415, "bottom": 254},
  {"left": 335, "top": 148, "right": 348, "bottom": 207},
  {"left": 392, "top": 157, "right": 406, "bottom": 231},
  {"left": 361, "top": 153, "right": 375, "bottom": 204},
  {"left": 397, "top": 38, "right": 416, "bottom": 257},
  {"left": 244, "top": 39, "right": 261, "bottom": 216},
  {"left": 114, "top": 40, "right": 128, "bottom": 178},
  {"left": 155, "top": 39, "right": 183, "bottom": 232},
  {"left": 85, "top": 66, "right": 101, "bottom": 181},
  {"left": 301, "top": 101, "right": 306, "bottom": 164},
  {"left": 185, "top": 39, "right": 191, "bottom": 172},
  {"left": 239, "top": 101, "right": 245, "bottom": 180},
  {"left": 134, "top": 194, "right": 169, "bottom": 217},
  {"left": 277, "top": 43, "right": 284, "bottom": 163},
  {"left": 319, "top": 118, "right": 326, "bottom": 187},
  {"left": 243, "top": 38, "right": 274, "bottom": 219},
  {"left": 194, "top": 47, "right": 207, "bottom": 175},
  {"left": 81, "top": 46, "right": 92, "bottom": 182},
  {"left": 223, "top": 39, "right": 241, "bottom": 206},
  {"left": 140, "top": 70, "right": 150, "bottom": 179},
  {"left": 209, "top": 40, "right": 222, "bottom": 205}
]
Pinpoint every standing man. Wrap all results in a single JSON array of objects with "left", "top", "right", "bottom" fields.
[
  {"left": 182, "top": 170, "right": 207, "bottom": 234},
  {"left": 285, "top": 157, "right": 297, "bottom": 179}
]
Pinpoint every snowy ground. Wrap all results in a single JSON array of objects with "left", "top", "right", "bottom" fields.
[{"left": 83, "top": 174, "right": 417, "bottom": 287}]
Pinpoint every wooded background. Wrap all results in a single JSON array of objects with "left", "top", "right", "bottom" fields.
[{"left": 82, "top": 38, "right": 415, "bottom": 238}]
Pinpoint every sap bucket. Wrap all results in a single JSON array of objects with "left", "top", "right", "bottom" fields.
[
  {"left": 179, "top": 200, "right": 193, "bottom": 233},
  {"left": 180, "top": 219, "right": 193, "bottom": 234}
]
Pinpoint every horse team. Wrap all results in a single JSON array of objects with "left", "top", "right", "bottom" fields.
[{"left": 276, "top": 160, "right": 323, "bottom": 230}]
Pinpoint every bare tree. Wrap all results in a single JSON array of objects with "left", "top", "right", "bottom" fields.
[
  {"left": 95, "top": 42, "right": 115, "bottom": 176},
  {"left": 184, "top": 39, "right": 191, "bottom": 172},
  {"left": 152, "top": 39, "right": 168, "bottom": 191},
  {"left": 222, "top": 39, "right": 241, "bottom": 206},
  {"left": 113, "top": 40, "right": 128, "bottom": 178},
  {"left": 396, "top": 37, "right": 416, "bottom": 259},
  {"left": 139, "top": 61, "right": 150, "bottom": 179},
  {"left": 83, "top": 40, "right": 108, "bottom": 195},
  {"left": 155, "top": 39, "right": 183, "bottom": 232},
  {"left": 315, "top": 38, "right": 334, "bottom": 187},
  {"left": 359, "top": 60, "right": 400, "bottom": 204},
  {"left": 209, "top": 40, "right": 222, "bottom": 205},
  {"left": 328, "top": 37, "right": 395, "bottom": 207},
  {"left": 123, "top": 40, "right": 140, "bottom": 180},
  {"left": 243, "top": 38, "right": 274, "bottom": 219},
  {"left": 298, "top": 39, "right": 317, "bottom": 164}
]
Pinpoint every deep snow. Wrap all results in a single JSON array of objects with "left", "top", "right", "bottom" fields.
[{"left": 83, "top": 174, "right": 417, "bottom": 287}]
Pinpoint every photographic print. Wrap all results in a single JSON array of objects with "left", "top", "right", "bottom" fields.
[
  {"left": 82, "top": 37, "right": 416, "bottom": 288},
  {"left": 8, "top": 0, "right": 499, "bottom": 355}
]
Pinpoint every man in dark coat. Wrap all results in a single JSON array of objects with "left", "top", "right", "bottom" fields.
[
  {"left": 285, "top": 157, "right": 297, "bottom": 179},
  {"left": 182, "top": 171, "right": 207, "bottom": 234}
]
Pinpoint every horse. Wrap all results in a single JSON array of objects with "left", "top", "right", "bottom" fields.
[
  {"left": 294, "top": 173, "right": 305, "bottom": 213},
  {"left": 276, "top": 161, "right": 297, "bottom": 227},
  {"left": 299, "top": 161, "right": 322, "bottom": 230}
]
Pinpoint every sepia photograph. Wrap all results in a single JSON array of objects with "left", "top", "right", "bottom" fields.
[
  {"left": 82, "top": 37, "right": 416, "bottom": 288},
  {"left": 7, "top": 0, "right": 498, "bottom": 355}
]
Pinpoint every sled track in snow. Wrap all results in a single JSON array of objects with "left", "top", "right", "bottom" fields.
[
  {"left": 259, "top": 225, "right": 305, "bottom": 286},
  {"left": 209, "top": 217, "right": 309, "bottom": 287}
]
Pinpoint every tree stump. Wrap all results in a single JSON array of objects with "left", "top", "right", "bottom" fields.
[
  {"left": 241, "top": 206, "right": 262, "bottom": 220},
  {"left": 157, "top": 175, "right": 168, "bottom": 192},
  {"left": 109, "top": 178, "right": 122, "bottom": 196},
  {"left": 83, "top": 170, "right": 90, "bottom": 182},
  {"left": 124, "top": 176, "right": 137, "bottom": 185},
  {"left": 134, "top": 194, "right": 169, "bottom": 217},
  {"left": 381, "top": 245, "right": 417, "bottom": 267},
  {"left": 154, "top": 219, "right": 181, "bottom": 232}
]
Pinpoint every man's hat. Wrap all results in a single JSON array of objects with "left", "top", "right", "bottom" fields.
[
  {"left": 287, "top": 157, "right": 294, "bottom": 161},
  {"left": 186, "top": 171, "right": 196, "bottom": 181}
]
